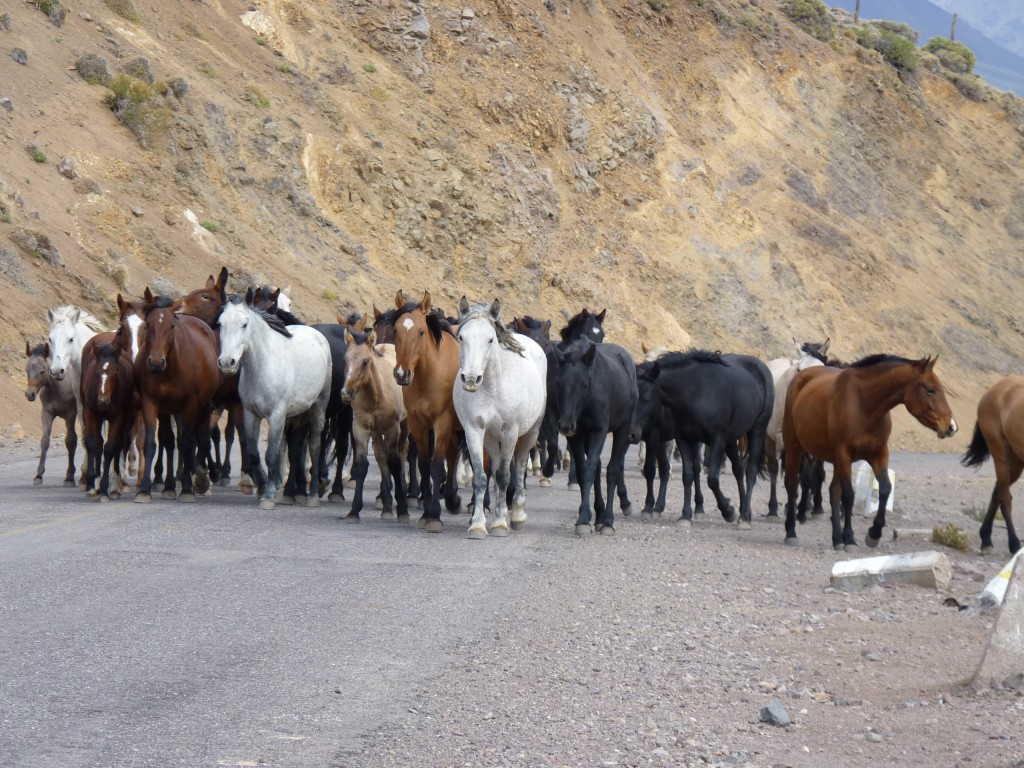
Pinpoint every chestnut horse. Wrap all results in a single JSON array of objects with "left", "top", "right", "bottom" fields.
[
  {"left": 134, "top": 294, "right": 221, "bottom": 503},
  {"left": 961, "top": 376, "right": 1024, "bottom": 554},
  {"left": 782, "top": 355, "right": 957, "bottom": 550},
  {"left": 80, "top": 337, "right": 137, "bottom": 501},
  {"left": 379, "top": 290, "right": 462, "bottom": 533}
]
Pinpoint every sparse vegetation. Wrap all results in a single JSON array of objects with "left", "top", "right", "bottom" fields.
[
  {"left": 0, "top": 214, "right": 11, "bottom": 224},
  {"left": 75, "top": 54, "right": 110, "bottom": 86},
  {"left": 362, "top": 62, "right": 377, "bottom": 74},
  {"left": 105, "top": 74, "right": 172, "bottom": 148},
  {"left": 277, "top": 64, "right": 293, "bottom": 74},
  {"left": 100, "top": 257, "right": 129, "bottom": 290},
  {"left": 924, "top": 37, "right": 976, "bottom": 75},
  {"left": 27, "top": 146, "right": 47, "bottom": 163},
  {"left": 321, "top": 288, "right": 339, "bottom": 301},
  {"left": 197, "top": 63, "right": 217, "bottom": 79},
  {"left": 854, "top": 25, "right": 918, "bottom": 71},
  {"left": 780, "top": 0, "right": 832, "bottom": 42},
  {"left": 200, "top": 220, "right": 219, "bottom": 233},
  {"left": 370, "top": 86, "right": 390, "bottom": 102},
  {"left": 182, "top": 22, "right": 205, "bottom": 40},
  {"left": 244, "top": 85, "right": 270, "bottom": 108},
  {"left": 255, "top": 34, "right": 268, "bottom": 46},
  {"left": 34, "top": 0, "right": 66, "bottom": 26},
  {"left": 647, "top": 0, "right": 667, "bottom": 10},
  {"left": 103, "top": 0, "right": 141, "bottom": 24},
  {"left": 932, "top": 523, "right": 969, "bottom": 551},
  {"left": 950, "top": 73, "right": 988, "bottom": 102}
]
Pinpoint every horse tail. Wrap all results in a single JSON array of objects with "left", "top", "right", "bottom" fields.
[
  {"left": 961, "top": 422, "right": 990, "bottom": 468},
  {"left": 755, "top": 435, "right": 769, "bottom": 480}
]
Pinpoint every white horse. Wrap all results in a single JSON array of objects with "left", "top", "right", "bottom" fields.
[
  {"left": 453, "top": 297, "right": 547, "bottom": 539},
  {"left": 217, "top": 290, "right": 332, "bottom": 510},
  {"left": 47, "top": 305, "right": 107, "bottom": 431},
  {"left": 765, "top": 338, "right": 829, "bottom": 516}
]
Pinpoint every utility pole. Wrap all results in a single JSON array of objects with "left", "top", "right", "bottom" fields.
[
  {"left": 951, "top": 13, "right": 958, "bottom": 41},
  {"left": 854, "top": 0, "right": 860, "bottom": 24}
]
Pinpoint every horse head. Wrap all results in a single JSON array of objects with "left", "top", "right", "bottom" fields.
[
  {"left": 905, "top": 356, "right": 958, "bottom": 439},
  {"left": 24, "top": 342, "right": 50, "bottom": 402},
  {"left": 216, "top": 298, "right": 250, "bottom": 376},
  {"left": 142, "top": 300, "right": 184, "bottom": 374},
  {"left": 46, "top": 306, "right": 82, "bottom": 381},
  {"left": 392, "top": 291, "right": 432, "bottom": 387},
  {"left": 179, "top": 267, "right": 229, "bottom": 326},
  {"left": 91, "top": 343, "right": 124, "bottom": 408},
  {"left": 629, "top": 360, "right": 662, "bottom": 444},
  {"left": 341, "top": 328, "right": 376, "bottom": 404},
  {"left": 554, "top": 339, "right": 599, "bottom": 438},
  {"left": 115, "top": 293, "right": 146, "bottom": 363},
  {"left": 560, "top": 307, "right": 607, "bottom": 345}
]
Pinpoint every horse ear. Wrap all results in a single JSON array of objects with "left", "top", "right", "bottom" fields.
[
  {"left": 343, "top": 327, "right": 354, "bottom": 346},
  {"left": 47, "top": 308, "right": 55, "bottom": 323},
  {"left": 421, "top": 291, "right": 432, "bottom": 314},
  {"left": 245, "top": 286, "right": 255, "bottom": 306},
  {"left": 489, "top": 299, "right": 501, "bottom": 322},
  {"left": 43, "top": 342, "right": 50, "bottom": 358},
  {"left": 926, "top": 354, "right": 938, "bottom": 371},
  {"left": 638, "top": 361, "right": 660, "bottom": 381},
  {"left": 217, "top": 267, "right": 229, "bottom": 291},
  {"left": 144, "top": 286, "right": 154, "bottom": 303},
  {"left": 821, "top": 338, "right": 831, "bottom": 355},
  {"left": 25, "top": 340, "right": 32, "bottom": 357},
  {"left": 596, "top": 308, "right": 607, "bottom": 324},
  {"left": 205, "top": 274, "right": 216, "bottom": 290},
  {"left": 458, "top": 296, "right": 470, "bottom": 318},
  {"left": 219, "top": 281, "right": 228, "bottom": 306},
  {"left": 116, "top": 293, "right": 127, "bottom": 315},
  {"left": 641, "top": 342, "right": 650, "bottom": 355},
  {"left": 356, "top": 314, "right": 368, "bottom": 332},
  {"left": 582, "top": 342, "right": 598, "bottom": 366},
  {"left": 367, "top": 328, "right": 377, "bottom": 348},
  {"left": 395, "top": 290, "right": 405, "bottom": 309},
  {"left": 373, "top": 304, "right": 383, "bottom": 321},
  {"left": 71, "top": 307, "right": 81, "bottom": 324},
  {"left": 541, "top": 319, "right": 551, "bottom": 336}
]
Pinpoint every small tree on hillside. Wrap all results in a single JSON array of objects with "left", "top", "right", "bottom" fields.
[
  {"left": 923, "top": 37, "right": 976, "bottom": 75},
  {"left": 780, "top": 0, "right": 832, "bottom": 42}
]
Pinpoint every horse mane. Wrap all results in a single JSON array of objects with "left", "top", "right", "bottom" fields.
[
  {"left": 375, "top": 301, "right": 455, "bottom": 347},
  {"left": 50, "top": 305, "right": 106, "bottom": 332},
  {"left": 559, "top": 309, "right": 602, "bottom": 343},
  {"left": 848, "top": 353, "right": 921, "bottom": 369},
  {"left": 657, "top": 349, "right": 729, "bottom": 367},
  {"left": 340, "top": 310, "right": 365, "bottom": 327},
  {"left": 461, "top": 304, "right": 525, "bottom": 357},
  {"left": 142, "top": 295, "right": 176, "bottom": 315},
  {"left": 227, "top": 294, "right": 293, "bottom": 338},
  {"left": 513, "top": 315, "right": 547, "bottom": 331},
  {"left": 29, "top": 343, "right": 48, "bottom": 358},
  {"left": 253, "top": 285, "right": 304, "bottom": 325}
]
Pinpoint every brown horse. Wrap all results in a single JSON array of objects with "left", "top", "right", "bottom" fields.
[
  {"left": 133, "top": 292, "right": 221, "bottom": 502},
  {"left": 80, "top": 334, "right": 137, "bottom": 501},
  {"left": 377, "top": 290, "right": 462, "bottom": 532},
  {"left": 782, "top": 355, "right": 957, "bottom": 550},
  {"left": 24, "top": 341, "right": 78, "bottom": 486},
  {"left": 340, "top": 328, "right": 410, "bottom": 522},
  {"left": 961, "top": 376, "right": 1024, "bottom": 554}
]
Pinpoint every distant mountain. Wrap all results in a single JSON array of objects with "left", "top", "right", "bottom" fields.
[
  {"left": 828, "top": 0, "right": 1024, "bottom": 95},
  {"left": 927, "top": 0, "right": 1024, "bottom": 60}
]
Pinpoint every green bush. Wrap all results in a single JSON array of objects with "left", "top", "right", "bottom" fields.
[
  {"left": 105, "top": 74, "right": 171, "bottom": 147},
  {"left": 855, "top": 25, "right": 918, "bottom": 71},
  {"left": 923, "top": 37, "right": 976, "bottom": 74},
  {"left": 873, "top": 20, "right": 918, "bottom": 44},
  {"left": 103, "top": 0, "right": 140, "bottom": 23},
  {"left": 780, "top": 0, "right": 832, "bottom": 42}
]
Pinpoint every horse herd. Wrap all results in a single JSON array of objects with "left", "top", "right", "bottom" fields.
[{"left": 21, "top": 267, "right": 1021, "bottom": 554}]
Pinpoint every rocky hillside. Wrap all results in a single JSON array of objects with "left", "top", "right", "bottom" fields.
[{"left": 2, "top": 0, "right": 1024, "bottom": 452}]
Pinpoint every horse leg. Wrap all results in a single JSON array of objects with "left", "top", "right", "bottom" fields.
[
  {"left": 726, "top": 440, "right": 748, "bottom": 527},
  {"left": 782, "top": 441, "right": 804, "bottom": 545},
  {"left": 829, "top": 460, "right": 856, "bottom": 551},
  {"left": 175, "top": 416, "right": 199, "bottom": 502},
  {"left": 653, "top": 440, "right": 672, "bottom": 516},
  {"left": 704, "top": 440, "right": 735, "bottom": 523},
  {"left": 765, "top": 438, "right": 779, "bottom": 517},
  {"left": 279, "top": 424, "right": 302, "bottom": 505},
  {"left": 864, "top": 454, "right": 892, "bottom": 548},
  {"left": 35, "top": 409, "right": 54, "bottom": 485},
  {"left": 568, "top": 435, "right": 593, "bottom": 537},
  {"left": 489, "top": 439, "right": 516, "bottom": 537},
  {"left": 692, "top": 444, "right": 705, "bottom": 516},
  {"left": 811, "top": 459, "right": 826, "bottom": 516},
  {"left": 441, "top": 427, "right": 463, "bottom": 516},
  {"left": 641, "top": 437, "right": 657, "bottom": 519},
  {"left": 193, "top": 410, "right": 212, "bottom": 496},
  {"left": 509, "top": 432, "right": 536, "bottom": 531},
  {"left": 677, "top": 440, "right": 696, "bottom": 524},
  {"left": 344, "top": 424, "right": 371, "bottom": 523},
  {"left": 83, "top": 411, "right": 102, "bottom": 496},
  {"left": 260, "top": 413, "right": 287, "bottom": 510},
  {"left": 98, "top": 421, "right": 122, "bottom": 502},
  {"left": 208, "top": 413, "right": 223, "bottom": 483},
  {"left": 135, "top": 405, "right": 158, "bottom": 503},
  {"left": 219, "top": 412, "right": 235, "bottom": 486}
]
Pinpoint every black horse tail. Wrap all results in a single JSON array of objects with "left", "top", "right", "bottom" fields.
[
  {"left": 755, "top": 433, "right": 769, "bottom": 480},
  {"left": 961, "top": 423, "right": 990, "bottom": 468}
]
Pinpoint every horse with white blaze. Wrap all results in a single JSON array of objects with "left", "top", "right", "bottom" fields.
[{"left": 453, "top": 297, "right": 547, "bottom": 539}]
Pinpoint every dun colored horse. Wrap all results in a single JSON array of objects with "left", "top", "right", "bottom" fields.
[
  {"left": 24, "top": 342, "right": 78, "bottom": 486},
  {"left": 340, "top": 328, "right": 409, "bottom": 522},
  {"left": 380, "top": 290, "right": 462, "bottom": 532},
  {"left": 783, "top": 355, "right": 957, "bottom": 550},
  {"left": 962, "top": 376, "right": 1024, "bottom": 554}
]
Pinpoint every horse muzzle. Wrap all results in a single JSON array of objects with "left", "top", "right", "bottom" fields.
[
  {"left": 147, "top": 358, "right": 167, "bottom": 374},
  {"left": 218, "top": 359, "right": 238, "bottom": 376},
  {"left": 938, "top": 419, "right": 958, "bottom": 439},
  {"left": 394, "top": 368, "right": 412, "bottom": 387},
  {"left": 25, "top": 389, "right": 37, "bottom": 402},
  {"left": 50, "top": 368, "right": 65, "bottom": 382},
  {"left": 460, "top": 372, "right": 482, "bottom": 392},
  {"left": 341, "top": 388, "right": 354, "bottom": 405},
  {"left": 97, "top": 395, "right": 111, "bottom": 408}
]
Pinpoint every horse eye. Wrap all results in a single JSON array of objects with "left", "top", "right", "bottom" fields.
[
  {"left": 925, "top": 386, "right": 936, "bottom": 396},
  {"left": 489, "top": 338, "right": 494, "bottom": 344},
  {"left": 202, "top": 293, "right": 209, "bottom": 300}
]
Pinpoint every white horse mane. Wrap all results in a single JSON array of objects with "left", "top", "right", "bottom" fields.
[{"left": 49, "top": 305, "right": 106, "bottom": 332}]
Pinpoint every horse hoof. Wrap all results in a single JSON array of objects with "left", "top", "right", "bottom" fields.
[
  {"left": 844, "top": 543, "right": 859, "bottom": 553},
  {"left": 99, "top": 495, "right": 110, "bottom": 504},
  {"left": 532, "top": 468, "right": 543, "bottom": 477},
  {"left": 152, "top": 483, "right": 165, "bottom": 493},
  {"left": 258, "top": 499, "right": 276, "bottom": 510},
  {"left": 723, "top": 509, "right": 737, "bottom": 524},
  {"left": 374, "top": 497, "right": 384, "bottom": 510},
  {"left": 567, "top": 483, "right": 580, "bottom": 492},
  {"left": 33, "top": 477, "right": 43, "bottom": 486},
  {"left": 641, "top": 510, "right": 653, "bottom": 522},
  {"left": 424, "top": 519, "right": 443, "bottom": 534},
  {"left": 216, "top": 477, "right": 231, "bottom": 487},
  {"left": 63, "top": 480, "right": 76, "bottom": 488},
  {"left": 194, "top": 472, "right": 210, "bottom": 495},
  {"left": 621, "top": 503, "right": 632, "bottom": 517},
  {"left": 110, "top": 491, "right": 121, "bottom": 499},
  {"left": 178, "top": 493, "right": 196, "bottom": 503},
  {"left": 279, "top": 496, "right": 295, "bottom": 506},
  {"left": 134, "top": 493, "right": 152, "bottom": 504},
  {"left": 599, "top": 525, "right": 615, "bottom": 535},
  {"left": 342, "top": 514, "right": 360, "bottom": 524},
  {"left": 306, "top": 497, "right": 320, "bottom": 508},
  {"left": 574, "top": 524, "right": 591, "bottom": 538},
  {"left": 764, "top": 511, "right": 779, "bottom": 518},
  {"left": 418, "top": 517, "right": 427, "bottom": 528},
  {"left": 397, "top": 514, "right": 411, "bottom": 524},
  {"left": 161, "top": 490, "right": 177, "bottom": 500},
  {"left": 784, "top": 537, "right": 799, "bottom": 547},
  {"left": 327, "top": 493, "right": 344, "bottom": 504},
  {"left": 490, "top": 525, "right": 510, "bottom": 537},
  {"left": 811, "top": 510, "right": 827, "bottom": 518},
  {"left": 677, "top": 518, "right": 692, "bottom": 528},
  {"left": 864, "top": 532, "right": 880, "bottom": 548},
  {"left": 445, "top": 500, "right": 463, "bottom": 515},
  {"left": 468, "top": 527, "right": 487, "bottom": 539},
  {"left": 381, "top": 510, "right": 394, "bottom": 520},
  {"left": 510, "top": 519, "right": 524, "bottom": 531},
  {"left": 980, "top": 543, "right": 994, "bottom": 553},
  {"left": 86, "top": 488, "right": 99, "bottom": 498},
  {"left": 737, "top": 520, "right": 751, "bottom": 531},
  {"left": 539, "top": 478, "right": 551, "bottom": 488}
]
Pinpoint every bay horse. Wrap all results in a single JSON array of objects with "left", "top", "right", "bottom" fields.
[
  {"left": 340, "top": 328, "right": 409, "bottom": 522},
  {"left": 134, "top": 294, "right": 221, "bottom": 503},
  {"left": 80, "top": 337, "right": 136, "bottom": 501},
  {"left": 638, "top": 351, "right": 773, "bottom": 528},
  {"left": 554, "top": 337, "right": 636, "bottom": 536},
  {"left": 24, "top": 341, "right": 78, "bottom": 486},
  {"left": 46, "top": 305, "right": 106, "bottom": 439},
  {"left": 379, "top": 290, "right": 462, "bottom": 533},
  {"left": 454, "top": 298, "right": 547, "bottom": 539},
  {"left": 961, "top": 376, "right": 1024, "bottom": 554},
  {"left": 783, "top": 355, "right": 957, "bottom": 550},
  {"left": 217, "top": 288, "right": 333, "bottom": 510}
]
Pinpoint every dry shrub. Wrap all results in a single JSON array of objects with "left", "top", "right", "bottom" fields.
[
  {"left": 932, "top": 523, "right": 969, "bottom": 551},
  {"left": 105, "top": 75, "right": 171, "bottom": 147}
]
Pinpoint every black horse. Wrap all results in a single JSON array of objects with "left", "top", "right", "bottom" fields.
[
  {"left": 638, "top": 350, "right": 773, "bottom": 527},
  {"left": 554, "top": 337, "right": 637, "bottom": 536},
  {"left": 508, "top": 315, "right": 558, "bottom": 483},
  {"left": 629, "top": 362, "right": 704, "bottom": 520}
]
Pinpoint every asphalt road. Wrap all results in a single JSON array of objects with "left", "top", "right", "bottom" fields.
[{"left": 0, "top": 451, "right": 584, "bottom": 768}]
